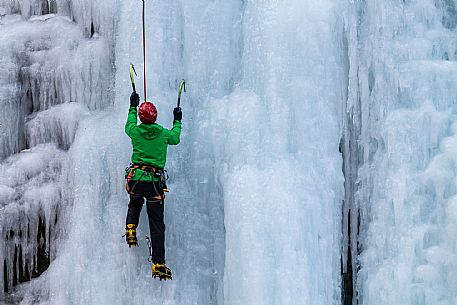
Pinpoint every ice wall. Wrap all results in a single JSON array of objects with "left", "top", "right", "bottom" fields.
[
  {"left": 16, "top": 1, "right": 232, "bottom": 304},
  {"left": 137, "top": 0, "right": 346, "bottom": 304},
  {"left": 7, "top": 0, "right": 457, "bottom": 304},
  {"left": 217, "top": 2, "right": 345, "bottom": 304},
  {"left": 346, "top": 1, "right": 457, "bottom": 304},
  {"left": 0, "top": 0, "right": 115, "bottom": 300},
  {"left": 9, "top": 0, "right": 345, "bottom": 304}
]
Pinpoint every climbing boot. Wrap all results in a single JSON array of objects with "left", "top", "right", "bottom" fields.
[
  {"left": 125, "top": 224, "right": 137, "bottom": 247},
  {"left": 152, "top": 263, "right": 172, "bottom": 280}
]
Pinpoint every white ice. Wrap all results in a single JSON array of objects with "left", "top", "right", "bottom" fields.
[
  {"left": 11, "top": 0, "right": 344, "bottom": 304},
  {"left": 2, "top": 0, "right": 457, "bottom": 305},
  {"left": 0, "top": 0, "right": 114, "bottom": 299},
  {"left": 350, "top": 1, "right": 457, "bottom": 304}
]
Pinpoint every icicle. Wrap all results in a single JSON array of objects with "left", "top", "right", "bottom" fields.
[{"left": 25, "top": 103, "right": 89, "bottom": 150}]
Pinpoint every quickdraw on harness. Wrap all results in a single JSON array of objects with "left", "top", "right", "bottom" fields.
[
  {"left": 146, "top": 236, "right": 153, "bottom": 262},
  {"left": 125, "top": 164, "right": 169, "bottom": 201}
]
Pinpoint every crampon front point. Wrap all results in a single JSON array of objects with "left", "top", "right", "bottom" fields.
[{"left": 152, "top": 263, "right": 172, "bottom": 281}]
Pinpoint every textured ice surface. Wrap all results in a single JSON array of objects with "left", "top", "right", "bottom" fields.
[
  {"left": 0, "top": 144, "right": 64, "bottom": 295},
  {"left": 2, "top": 0, "right": 457, "bottom": 304},
  {"left": 348, "top": 1, "right": 457, "bottom": 304},
  {"left": 0, "top": 0, "right": 115, "bottom": 300},
  {"left": 7, "top": 0, "right": 345, "bottom": 304},
  {"left": 25, "top": 102, "right": 90, "bottom": 150},
  {"left": 0, "top": 11, "right": 112, "bottom": 159},
  {"left": 219, "top": 1, "right": 345, "bottom": 303}
]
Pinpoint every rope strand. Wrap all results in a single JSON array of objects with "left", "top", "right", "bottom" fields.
[{"left": 142, "top": 0, "right": 147, "bottom": 102}]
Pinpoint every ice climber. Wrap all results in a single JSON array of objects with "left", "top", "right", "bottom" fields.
[{"left": 124, "top": 91, "right": 182, "bottom": 281}]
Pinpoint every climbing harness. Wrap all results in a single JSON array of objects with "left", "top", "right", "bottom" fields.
[{"left": 125, "top": 164, "right": 169, "bottom": 200}]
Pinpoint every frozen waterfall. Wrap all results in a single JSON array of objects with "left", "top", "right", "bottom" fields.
[
  {"left": 345, "top": 1, "right": 457, "bottom": 304},
  {"left": 1, "top": 0, "right": 457, "bottom": 305}
]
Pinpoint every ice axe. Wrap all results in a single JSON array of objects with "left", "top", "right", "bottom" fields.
[
  {"left": 129, "top": 63, "right": 138, "bottom": 93},
  {"left": 177, "top": 79, "right": 186, "bottom": 108}
]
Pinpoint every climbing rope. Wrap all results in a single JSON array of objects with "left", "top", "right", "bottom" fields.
[{"left": 142, "top": 0, "right": 147, "bottom": 102}]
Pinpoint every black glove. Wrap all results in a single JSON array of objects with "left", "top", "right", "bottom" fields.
[
  {"left": 130, "top": 92, "right": 139, "bottom": 107},
  {"left": 173, "top": 107, "right": 182, "bottom": 121}
]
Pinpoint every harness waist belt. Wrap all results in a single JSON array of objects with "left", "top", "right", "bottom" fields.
[{"left": 132, "top": 164, "right": 163, "bottom": 172}]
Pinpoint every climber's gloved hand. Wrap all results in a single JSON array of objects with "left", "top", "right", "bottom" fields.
[
  {"left": 173, "top": 107, "right": 182, "bottom": 122},
  {"left": 130, "top": 92, "right": 140, "bottom": 108}
]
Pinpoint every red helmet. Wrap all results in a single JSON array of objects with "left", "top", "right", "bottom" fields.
[{"left": 138, "top": 102, "right": 157, "bottom": 124}]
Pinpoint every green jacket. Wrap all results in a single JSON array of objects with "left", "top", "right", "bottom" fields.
[{"left": 125, "top": 107, "right": 182, "bottom": 181}]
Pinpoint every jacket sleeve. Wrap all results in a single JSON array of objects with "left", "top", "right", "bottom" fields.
[
  {"left": 125, "top": 107, "right": 138, "bottom": 138},
  {"left": 166, "top": 120, "right": 182, "bottom": 145}
]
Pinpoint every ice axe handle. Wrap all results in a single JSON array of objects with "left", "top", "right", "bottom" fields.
[
  {"left": 177, "top": 79, "right": 186, "bottom": 108},
  {"left": 129, "top": 64, "right": 138, "bottom": 93}
]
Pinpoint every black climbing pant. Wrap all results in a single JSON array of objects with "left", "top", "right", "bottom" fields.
[{"left": 125, "top": 180, "right": 165, "bottom": 264}]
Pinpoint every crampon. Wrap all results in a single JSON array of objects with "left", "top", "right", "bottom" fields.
[
  {"left": 152, "top": 263, "right": 172, "bottom": 281},
  {"left": 124, "top": 224, "right": 137, "bottom": 247}
]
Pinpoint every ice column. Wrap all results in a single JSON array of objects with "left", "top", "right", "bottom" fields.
[
  {"left": 347, "top": 1, "right": 457, "bottom": 304},
  {"left": 0, "top": 0, "right": 116, "bottom": 299},
  {"left": 213, "top": 2, "right": 346, "bottom": 305}
]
